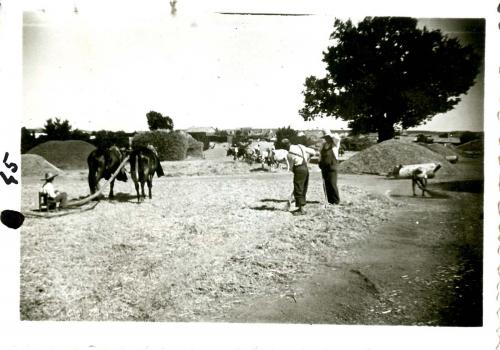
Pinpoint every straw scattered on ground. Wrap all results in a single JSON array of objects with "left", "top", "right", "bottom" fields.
[{"left": 20, "top": 170, "right": 396, "bottom": 321}]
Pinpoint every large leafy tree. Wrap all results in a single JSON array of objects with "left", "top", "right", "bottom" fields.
[
  {"left": 42, "top": 117, "right": 91, "bottom": 142},
  {"left": 300, "top": 17, "right": 481, "bottom": 142},
  {"left": 146, "top": 111, "right": 174, "bottom": 131},
  {"left": 43, "top": 117, "right": 73, "bottom": 140}
]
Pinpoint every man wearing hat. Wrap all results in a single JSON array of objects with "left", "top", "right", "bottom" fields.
[
  {"left": 282, "top": 138, "right": 317, "bottom": 216},
  {"left": 318, "top": 129, "right": 341, "bottom": 205},
  {"left": 41, "top": 172, "right": 68, "bottom": 209}
]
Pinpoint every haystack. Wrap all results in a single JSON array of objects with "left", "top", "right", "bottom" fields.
[
  {"left": 420, "top": 143, "right": 459, "bottom": 157},
  {"left": 456, "top": 139, "right": 483, "bottom": 153},
  {"left": 185, "top": 133, "right": 204, "bottom": 159},
  {"left": 27, "top": 140, "right": 96, "bottom": 170},
  {"left": 21, "top": 154, "right": 63, "bottom": 177},
  {"left": 338, "top": 139, "right": 458, "bottom": 177}
]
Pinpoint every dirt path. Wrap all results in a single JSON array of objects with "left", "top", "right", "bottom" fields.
[{"left": 225, "top": 174, "right": 483, "bottom": 325}]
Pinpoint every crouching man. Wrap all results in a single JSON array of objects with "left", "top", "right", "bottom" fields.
[
  {"left": 41, "top": 172, "right": 68, "bottom": 209},
  {"left": 412, "top": 168, "right": 430, "bottom": 197}
]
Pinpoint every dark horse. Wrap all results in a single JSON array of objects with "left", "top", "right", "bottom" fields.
[
  {"left": 87, "top": 145, "right": 128, "bottom": 198},
  {"left": 129, "top": 146, "right": 164, "bottom": 202}
]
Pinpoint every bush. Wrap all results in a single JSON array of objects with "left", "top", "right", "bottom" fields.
[
  {"left": 92, "top": 130, "right": 131, "bottom": 149},
  {"left": 208, "top": 135, "right": 227, "bottom": 143},
  {"left": 132, "top": 130, "right": 188, "bottom": 161},
  {"left": 275, "top": 126, "right": 315, "bottom": 149},
  {"left": 459, "top": 131, "right": 480, "bottom": 145},
  {"left": 341, "top": 136, "right": 376, "bottom": 152},
  {"left": 21, "top": 127, "right": 37, "bottom": 154}
]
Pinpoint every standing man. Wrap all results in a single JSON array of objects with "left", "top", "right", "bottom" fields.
[
  {"left": 318, "top": 129, "right": 341, "bottom": 205},
  {"left": 282, "top": 138, "right": 317, "bottom": 216},
  {"left": 40, "top": 172, "right": 68, "bottom": 209}
]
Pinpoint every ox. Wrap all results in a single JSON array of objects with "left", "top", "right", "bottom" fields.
[
  {"left": 236, "top": 142, "right": 251, "bottom": 161},
  {"left": 233, "top": 144, "right": 256, "bottom": 164},
  {"left": 129, "top": 146, "right": 164, "bottom": 202},
  {"left": 269, "top": 149, "right": 289, "bottom": 171},
  {"left": 87, "top": 145, "right": 128, "bottom": 198},
  {"left": 248, "top": 141, "right": 275, "bottom": 167},
  {"left": 226, "top": 146, "right": 239, "bottom": 160}
]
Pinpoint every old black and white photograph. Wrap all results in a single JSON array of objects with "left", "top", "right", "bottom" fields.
[{"left": 0, "top": 0, "right": 497, "bottom": 349}]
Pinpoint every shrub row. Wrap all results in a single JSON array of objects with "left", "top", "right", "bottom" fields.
[{"left": 132, "top": 130, "right": 188, "bottom": 161}]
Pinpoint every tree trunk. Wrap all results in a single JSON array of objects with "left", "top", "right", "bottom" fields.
[{"left": 377, "top": 118, "right": 395, "bottom": 142}]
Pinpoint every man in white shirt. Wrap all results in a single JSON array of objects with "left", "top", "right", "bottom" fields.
[
  {"left": 41, "top": 172, "right": 68, "bottom": 209},
  {"left": 282, "top": 139, "right": 317, "bottom": 215}
]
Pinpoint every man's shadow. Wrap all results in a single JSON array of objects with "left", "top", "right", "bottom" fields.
[
  {"left": 261, "top": 198, "right": 320, "bottom": 204},
  {"left": 250, "top": 199, "right": 320, "bottom": 211},
  {"left": 249, "top": 205, "right": 281, "bottom": 211}
]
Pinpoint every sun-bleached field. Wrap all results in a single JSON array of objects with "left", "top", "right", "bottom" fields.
[{"left": 20, "top": 159, "right": 395, "bottom": 321}]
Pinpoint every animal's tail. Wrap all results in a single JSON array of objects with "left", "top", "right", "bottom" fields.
[
  {"left": 87, "top": 155, "right": 98, "bottom": 194},
  {"left": 129, "top": 151, "right": 139, "bottom": 183},
  {"left": 433, "top": 163, "right": 442, "bottom": 174},
  {"left": 155, "top": 154, "right": 165, "bottom": 177}
]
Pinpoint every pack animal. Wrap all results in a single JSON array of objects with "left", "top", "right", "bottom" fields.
[
  {"left": 129, "top": 147, "right": 164, "bottom": 202},
  {"left": 87, "top": 146, "right": 128, "bottom": 198},
  {"left": 226, "top": 146, "right": 239, "bottom": 160},
  {"left": 269, "top": 149, "right": 289, "bottom": 170},
  {"left": 250, "top": 141, "right": 275, "bottom": 167}
]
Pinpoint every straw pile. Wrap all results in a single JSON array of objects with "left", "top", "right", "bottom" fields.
[
  {"left": 185, "top": 133, "right": 204, "bottom": 158},
  {"left": 420, "top": 143, "right": 459, "bottom": 157},
  {"left": 27, "top": 140, "right": 96, "bottom": 170},
  {"left": 338, "top": 139, "right": 458, "bottom": 177},
  {"left": 456, "top": 139, "right": 483, "bottom": 153},
  {"left": 21, "top": 154, "right": 64, "bottom": 177}
]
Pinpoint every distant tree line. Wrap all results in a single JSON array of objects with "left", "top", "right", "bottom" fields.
[
  {"left": 21, "top": 118, "right": 93, "bottom": 153},
  {"left": 21, "top": 111, "right": 175, "bottom": 153},
  {"left": 21, "top": 118, "right": 134, "bottom": 153}
]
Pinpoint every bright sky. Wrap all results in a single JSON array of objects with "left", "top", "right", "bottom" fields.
[{"left": 22, "top": 1, "right": 484, "bottom": 132}]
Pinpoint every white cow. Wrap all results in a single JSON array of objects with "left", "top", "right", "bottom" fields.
[
  {"left": 388, "top": 163, "right": 442, "bottom": 179},
  {"left": 270, "top": 149, "right": 290, "bottom": 171},
  {"left": 249, "top": 141, "right": 275, "bottom": 167}
]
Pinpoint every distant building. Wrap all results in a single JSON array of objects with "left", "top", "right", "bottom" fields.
[{"left": 184, "top": 126, "right": 216, "bottom": 135}]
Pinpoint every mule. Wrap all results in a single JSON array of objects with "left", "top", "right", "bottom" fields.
[
  {"left": 87, "top": 145, "right": 128, "bottom": 198},
  {"left": 129, "top": 147, "right": 164, "bottom": 202}
]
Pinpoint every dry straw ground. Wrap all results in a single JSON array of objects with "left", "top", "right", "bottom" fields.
[
  {"left": 21, "top": 154, "right": 397, "bottom": 321},
  {"left": 22, "top": 140, "right": 475, "bottom": 322}
]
